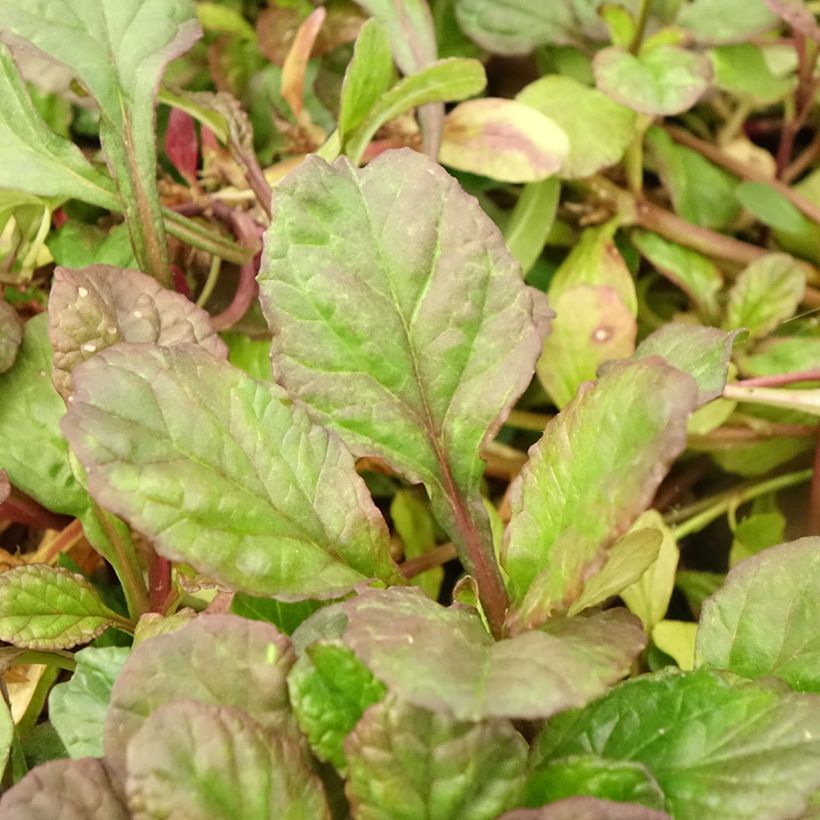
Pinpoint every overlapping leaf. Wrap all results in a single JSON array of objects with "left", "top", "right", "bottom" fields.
[{"left": 0, "top": 297, "right": 21, "bottom": 374}]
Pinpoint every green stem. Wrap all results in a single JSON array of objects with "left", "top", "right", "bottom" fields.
[
  {"left": 196, "top": 254, "right": 222, "bottom": 308},
  {"left": 162, "top": 208, "right": 255, "bottom": 266},
  {"left": 629, "top": 0, "right": 653, "bottom": 53}
]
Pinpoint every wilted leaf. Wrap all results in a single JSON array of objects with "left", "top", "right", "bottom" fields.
[
  {"left": 48, "top": 264, "right": 227, "bottom": 399},
  {"left": 439, "top": 97, "right": 568, "bottom": 183},
  {"left": 533, "top": 668, "right": 820, "bottom": 820},
  {"left": 126, "top": 701, "right": 330, "bottom": 820},
  {"left": 677, "top": 0, "right": 779, "bottom": 43},
  {"left": 502, "top": 798, "right": 670, "bottom": 820},
  {"left": 710, "top": 44, "right": 795, "bottom": 103},
  {"left": 0, "top": 564, "right": 128, "bottom": 650},
  {"left": 49, "top": 646, "right": 130, "bottom": 758},
  {"left": 63, "top": 344, "right": 400, "bottom": 599},
  {"left": 0, "top": 297, "right": 21, "bottom": 373},
  {"left": 517, "top": 75, "right": 636, "bottom": 179},
  {"left": 345, "top": 694, "right": 527, "bottom": 819}
]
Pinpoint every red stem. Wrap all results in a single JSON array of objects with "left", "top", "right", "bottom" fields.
[
  {"left": 148, "top": 553, "right": 173, "bottom": 613},
  {"left": 736, "top": 370, "right": 820, "bottom": 388},
  {"left": 808, "top": 428, "right": 820, "bottom": 535},
  {"left": 0, "top": 485, "right": 72, "bottom": 531}
]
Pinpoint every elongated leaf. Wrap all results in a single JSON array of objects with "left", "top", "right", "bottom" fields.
[
  {"left": 281, "top": 7, "right": 326, "bottom": 119},
  {"left": 105, "top": 614, "right": 298, "bottom": 770},
  {"left": 0, "top": 565, "right": 127, "bottom": 650},
  {"left": 696, "top": 537, "right": 820, "bottom": 691},
  {"left": 677, "top": 0, "right": 778, "bottom": 43},
  {"left": 48, "top": 265, "right": 227, "bottom": 400},
  {"left": 0, "top": 696, "right": 10, "bottom": 781},
  {"left": 533, "top": 668, "right": 820, "bottom": 820},
  {"left": 258, "top": 149, "right": 546, "bottom": 619},
  {"left": 736, "top": 181, "right": 807, "bottom": 233},
  {"left": 0, "top": 758, "right": 128, "bottom": 819},
  {"left": 504, "top": 178, "right": 560, "bottom": 274},
  {"left": 594, "top": 45, "right": 712, "bottom": 116},
  {"left": 517, "top": 75, "right": 636, "bottom": 179},
  {"left": 126, "top": 701, "right": 330, "bottom": 820},
  {"left": 345, "top": 694, "right": 527, "bottom": 819},
  {"left": 49, "top": 646, "right": 130, "bottom": 758},
  {"left": 340, "top": 587, "right": 645, "bottom": 721},
  {"left": 439, "top": 97, "right": 568, "bottom": 183},
  {"left": 0, "top": 314, "right": 88, "bottom": 516},
  {"left": 502, "top": 799, "right": 670, "bottom": 820},
  {"left": 63, "top": 344, "right": 400, "bottom": 599},
  {"left": 503, "top": 359, "right": 696, "bottom": 623},
  {"left": 0, "top": 297, "right": 21, "bottom": 374}
]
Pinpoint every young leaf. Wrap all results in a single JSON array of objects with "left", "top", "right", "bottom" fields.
[
  {"left": 502, "top": 798, "right": 670, "bottom": 820},
  {"left": 62, "top": 344, "right": 400, "bottom": 599},
  {"left": 0, "top": 297, "right": 21, "bottom": 374},
  {"left": 533, "top": 668, "right": 820, "bottom": 820},
  {"left": 345, "top": 695, "right": 527, "bottom": 820},
  {"left": 593, "top": 45, "right": 712, "bottom": 116},
  {"left": 652, "top": 620, "right": 697, "bottom": 670},
  {"left": 504, "top": 178, "right": 560, "bottom": 274},
  {"left": 696, "top": 537, "right": 820, "bottom": 691},
  {"left": 516, "top": 75, "right": 636, "bottom": 179},
  {"left": 340, "top": 588, "right": 645, "bottom": 721},
  {"left": 126, "top": 701, "right": 330, "bottom": 820},
  {"left": 287, "top": 641, "right": 386, "bottom": 771},
  {"left": 105, "top": 614, "right": 298, "bottom": 770},
  {"left": 503, "top": 359, "right": 696, "bottom": 623},
  {"left": 49, "top": 646, "right": 130, "bottom": 758},
  {"left": 0, "top": 565, "right": 128, "bottom": 650},
  {"left": 48, "top": 264, "right": 227, "bottom": 400},
  {"left": 0, "top": 758, "right": 128, "bottom": 819},
  {"left": 439, "top": 98, "right": 569, "bottom": 183},
  {"left": 0, "top": 314, "right": 89, "bottom": 516},
  {"left": 281, "top": 7, "right": 326, "bottom": 119},
  {"left": 724, "top": 253, "right": 805, "bottom": 339},
  {"left": 258, "top": 149, "right": 546, "bottom": 631}
]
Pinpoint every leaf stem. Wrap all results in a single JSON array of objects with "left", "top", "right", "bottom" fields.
[
  {"left": 162, "top": 208, "right": 255, "bottom": 266},
  {"left": 398, "top": 542, "right": 457, "bottom": 578},
  {"left": 148, "top": 552, "right": 173, "bottom": 614},
  {"left": 629, "top": 0, "right": 653, "bottom": 53},
  {"left": 0, "top": 487, "right": 71, "bottom": 531},
  {"left": 9, "top": 649, "right": 76, "bottom": 673},
  {"left": 735, "top": 370, "right": 820, "bottom": 388}
]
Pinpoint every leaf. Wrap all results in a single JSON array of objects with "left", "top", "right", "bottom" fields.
[
  {"left": 737, "top": 336, "right": 820, "bottom": 376},
  {"left": 344, "top": 694, "right": 527, "bottom": 820},
  {"left": 340, "top": 587, "right": 645, "bottom": 720},
  {"left": 164, "top": 107, "right": 198, "bottom": 184},
  {"left": 729, "top": 509, "right": 786, "bottom": 566},
  {"left": 439, "top": 98, "right": 568, "bottom": 183},
  {"left": 258, "top": 148, "right": 546, "bottom": 621},
  {"left": 696, "top": 537, "right": 820, "bottom": 691},
  {"left": 503, "top": 178, "right": 560, "bottom": 274},
  {"left": 339, "top": 18, "right": 395, "bottom": 140},
  {"left": 677, "top": 0, "right": 779, "bottom": 44},
  {"left": 631, "top": 231, "right": 723, "bottom": 320},
  {"left": 287, "top": 641, "right": 386, "bottom": 771},
  {"left": 0, "top": 314, "right": 89, "bottom": 516},
  {"left": 533, "top": 668, "right": 820, "bottom": 820},
  {"left": 502, "top": 359, "right": 696, "bottom": 622},
  {"left": 0, "top": 565, "right": 127, "bottom": 650},
  {"left": 49, "top": 646, "right": 130, "bottom": 758},
  {"left": 516, "top": 75, "right": 636, "bottom": 179},
  {"left": 344, "top": 58, "right": 487, "bottom": 164},
  {"left": 676, "top": 569, "right": 725, "bottom": 617},
  {"left": 48, "top": 264, "right": 227, "bottom": 400},
  {"left": 0, "top": 758, "right": 128, "bottom": 819},
  {"left": 724, "top": 253, "right": 805, "bottom": 339},
  {"left": 710, "top": 44, "right": 795, "bottom": 104},
  {"left": 629, "top": 323, "right": 738, "bottom": 406},
  {"left": 282, "top": 7, "right": 326, "bottom": 119},
  {"left": 735, "top": 180, "right": 808, "bottom": 233},
  {"left": 62, "top": 343, "right": 400, "bottom": 599},
  {"left": 0, "top": 297, "right": 21, "bottom": 374},
  {"left": 523, "top": 755, "right": 664, "bottom": 811},
  {"left": 126, "top": 701, "right": 330, "bottom": 820},
  {"left": 391, "top": 489, "right": 444, "bottom": 599},
  {"left": 594, "top": 45, "right": 712, "bottom": 116},
  {"left": 223, "top": 332, "right": 272, "bottom": 381},
  {"left": 196, "top": 1, "right": 256, "bottom": 40},
  {"left": 501, "top": 799, "right": 670, "bottom": 820},
  {"left": 537, "top": 285, "right": 636, "bottom": 409},
  {"left": 762, "top": 0, "right": 820, "bottom": 40},
  {"left": 132, "top": 609, "right": 196, "bottom": 645},
  {"left": 0, "top": 42, "right": 119, "bottom": 210},
  {"left": 652, "top": 620, "right": 697, "bottom": 670},
  {"left": 47, "top": 223, "right": 136, "bottom": 271},
  {"left": 0, "top": 695, "right": 11, "bottom": 781},
  {"left": 104, "top": 614, "right": 298, "bottom": 770},
  {"left": 231, "top": 594, "right": 323, "bottom": 636}
]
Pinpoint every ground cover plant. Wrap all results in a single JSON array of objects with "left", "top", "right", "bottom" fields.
[{"left": 0, "top": 0, "right": 819, "bottom": 816}]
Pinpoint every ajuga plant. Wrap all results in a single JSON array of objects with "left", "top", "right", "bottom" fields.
[{"left": 1, "top": 0, "right": 820, "bottom": 818}]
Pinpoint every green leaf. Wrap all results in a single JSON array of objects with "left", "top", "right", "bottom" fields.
[
  {"left": 502, "top": 359, "right": 696, "bottom": 621},
  {"left": 0, "top": 314, "right": 89, "bottom": 516},
  {"left": 652, "top": 620, "right": 697, "bottom": 670},
  {"left": 631, "top": 231, "right": 723, "bottom": 320},
  {"left": 593, "top": 45, "right": 712, "bottom": 115},
  {"left": 48, "top": 264, "right": 227, "bottom": 400},
  {"left": 501, "top": 798, "right": 670, "bottom": 819},
  {"left": 344, "top": 58, "right": 486, "bottom": 164},
  {"left": 439, "top": 97, "right": 568, "bottom": 183},
  {"left": 0, "top": 565, "right": 128, "bottom": 650},
  {"left": 230, "top": 594, "right": 323, "bottom": 636},
  {"left": 735, "top": 180, "right": 809, "bottom": 233},
  {"left": 533, "top": 668, "right": 820, "bottom": 820},
  {"left": 126, "top": 701, "right": 330, "bottom": 819},
  {"left": 676, "top": 0, "right": 779, "bottom": 44},
  {"left": 63, "top": 344, "right": 400, "bottom": 599},
  {"left": 0, "top": 297, "right": 21, "bottom": 374},
  {"left": 710, "top": 44, "right": 795, "bottom": 103},
  {"left": 340, "top": 587, "right": 645, "bottom": 720},
  {"left": 523, "top": 755, "right": 664, "bottom": 810},
  {"left": 345, "top": 694, "right": 527, "bottom": 819},
  {"left": 196, "top": 1, "right": 256, "bottom": 39},
  {"left": 222, "top": 332, "right": 272, "bottom": 381},
  {"left": 737, "top": 336, "right": 820, "bottom": 376},
  {"left": 0, "top": 42, "right": 119, "bottom": 210},
  {"left": 729, "top": 508, "right": 786, "bottom": 566},
  {"left": 287, "top": 641, "right": 385, "bottom": 771},
  {"left": 391, "top": 489, "right": 444, "bottom": 599},
  {"left": 132, "top": 609, "right": 196, "bottom": 645},
  {"left": 47, "top": 223, "right": 136, "bottom": 271},
  {"left": 516, "top": 75, "right": 636, "bottom": 179},
  {"left": 49, "top": 646, "right": 129, "bottom": 758},
  {"left": 503, "top": 178, "right": 560, "bottom": 274},
  {"left": 0, "top": 695, "right": 11, "bottom": 781},
  {"left": 676, "top": 569, "right": 725, "bottom": 617},
  {"left": 258, "top": 149, "right": 546, "bottom": 618},
  {"left": 339, "top": 18, "right": 395, "bottom": 140},
  {"left": 538, "top": 285, "right": 636, "bottom": 408},
  {"left": 724, "top": 253, "right": 805, "bottom": 339},
  {"left": 696, "top": 537, "right": 820, "bottom": 691},
  {"left": 0, "top": 758, "right": 128, "bottom": 819},
  {"left": 105, "top": 614, "right": 298, "bottom": 770}
]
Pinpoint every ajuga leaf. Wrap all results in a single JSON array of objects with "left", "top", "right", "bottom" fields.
[
  {"left": 501, "top": 798, "right": 670, "bottom": 819},
  {"left": 0, "top": 297, "right": 21, "bottom": 374}
]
